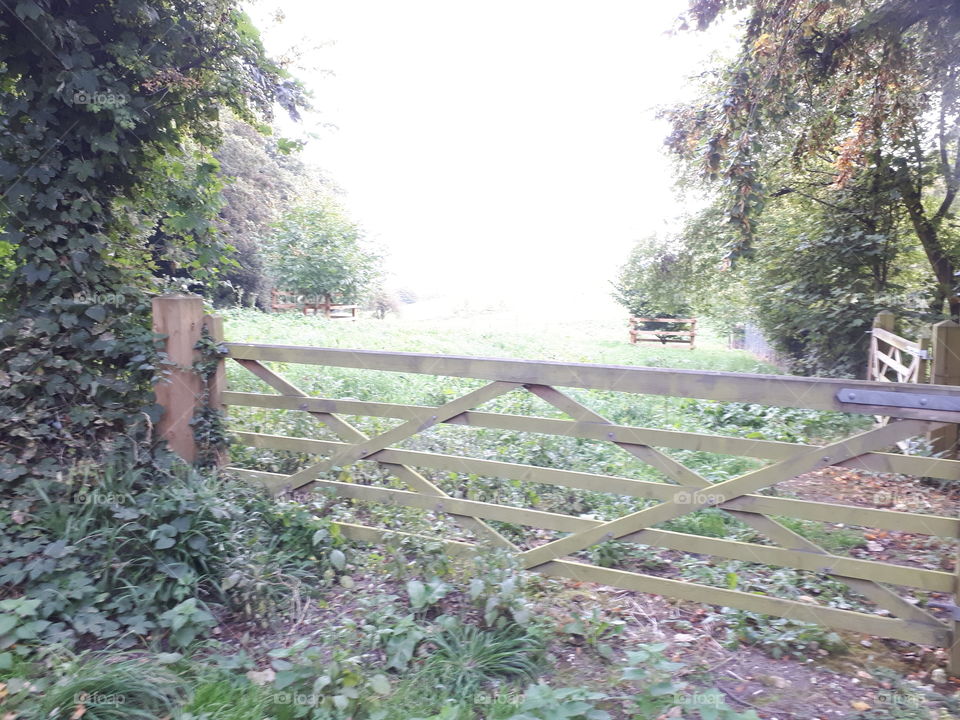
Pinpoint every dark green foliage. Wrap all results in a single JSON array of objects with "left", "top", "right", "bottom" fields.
[
  {"left": 668, "top": 181, "right": 925, "bottom": 376},
  {"left": 0, "top": 456, "right": 346, "bottom": 652},
  {"left": 0, "top": 0, "right": 303, "bottom": 493},
  {"left": 211, "top": 116, "right": 323, "bottom": 307},
  {"left": 739, "top": 180, "right": 924, "bottom": 376},
  {"left": 192, "top": 325, "right": 232, "bottom": 467}
]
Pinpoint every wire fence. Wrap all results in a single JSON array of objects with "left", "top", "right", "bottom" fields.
[{"left": 729, "top": 322, "right": 787, "bottom": 368}]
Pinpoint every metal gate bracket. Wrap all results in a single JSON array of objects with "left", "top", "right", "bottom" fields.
[{"left": 838, "top": 388, "right": 960, "bottom": 412}]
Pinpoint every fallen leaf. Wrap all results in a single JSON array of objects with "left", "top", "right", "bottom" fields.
[
  {"left": 851, "top": 701, "right": 871, "bottom": 711},
  {"left": 246, "top": 668, "right": 275, "bottom": 686}
]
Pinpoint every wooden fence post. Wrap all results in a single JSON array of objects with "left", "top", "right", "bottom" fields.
[
  {"left": 944, "top": 328, "right": 960, "bottom": 678},
  {"left": 867, "top": 310, "right": 895, "bottom": 381},
  {"left": 919, "top": 336, "right": 932, "bottom": 384},
  {"left": 152, "top": 293, "right": 205, "bottom": 462},
  {"left": 929, "top": 320, "right": 960, "bottom": 459},
  {"left": 203, "top": 312, "right": 228, "bottom": 466}
]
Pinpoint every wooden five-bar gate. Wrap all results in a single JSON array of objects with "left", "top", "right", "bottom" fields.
[{"left": 153, "top": 296, "right": 960, "bottom": 672}]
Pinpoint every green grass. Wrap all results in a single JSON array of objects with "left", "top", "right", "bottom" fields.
[
  {"left": 28, "top": 653, "right": 187, "bottom": 720},
  {"left": 219, "top": 307, "right": 765, "bottom": 371},
  {"left": 178, "top": 673, "right": 274, "bottom": 720}
]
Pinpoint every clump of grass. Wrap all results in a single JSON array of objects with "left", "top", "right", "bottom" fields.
[
  {"left": 418, "top": 622, "right": 544, "bottom": 698},
  {"left": 32, "top": 653, "right": 187, "bottom": 720},
  {"left": 382, "top": 622, "right": 545, "bottom": 718},
  {"left": 180, "top": 673, "right": 274, "bottom": 720}
]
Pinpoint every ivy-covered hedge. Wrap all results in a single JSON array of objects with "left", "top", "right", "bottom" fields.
[{"left": 0, "top": 0, "right": 303, "bottom": 495}]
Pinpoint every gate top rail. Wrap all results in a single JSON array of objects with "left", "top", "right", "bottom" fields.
[
  {"left": 224, "top": 342, "right": 960, "bottom": 422},
  {"left": 871, "top": 326, "right": 927, "bottom": 357}
]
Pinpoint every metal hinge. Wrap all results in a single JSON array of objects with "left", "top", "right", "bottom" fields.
[{"left": 838, "top": 388, "right": 960, "bottom": 412}]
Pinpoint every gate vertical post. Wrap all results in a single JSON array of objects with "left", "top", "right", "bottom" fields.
[
  {"left": 919, "top": 337, "right": 932, "bottom": 383},
  {"left": 931, "top": 320, "right": 960, "bottom": 676},
  {"left": 203, "top": 313, "right": 228, "bottom": 466},
  {"left": 868, "top": 311, "right": 895, "bottom": 380},
  {"left": 152, "top": 293, "right": 205, "bottom": 463},
  {"left": 929, "top": 320, "right": 960, "bottom": 459}
]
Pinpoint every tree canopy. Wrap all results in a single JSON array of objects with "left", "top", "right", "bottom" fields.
[
  {"left": 264, "top": 204, "right": 381, "bottom": 303},
  {"left": 209, "top": 116, "right": 326, "bottom": 306},
  {"left": 666, "top": 0, "right": 960, "bottom": 316},
  {"left": 612, "top": 236, "right": 695, "bottom": 318}
]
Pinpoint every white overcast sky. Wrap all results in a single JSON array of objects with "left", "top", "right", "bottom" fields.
[{"left": 247, "top": 1, "right": 731, "bottom": 308}]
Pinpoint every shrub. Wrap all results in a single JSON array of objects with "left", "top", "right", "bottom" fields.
[
  {"left": 0, "top": 454, "right": 346, "bottom": 654},
  {"left": 721, "top": 610, "right": 847, "bottom": 659},
  {"left": 495, "top": 683, "right": 610, "bottom": 720},
  {"left": 263, "top": 203, "right": 381, "bottom": 303},
  {"left": 417, "top": 622, "right": 544, "bottom": 700},
  {"left": 265, "top": 639, "right": 391, "bottom": 719}
]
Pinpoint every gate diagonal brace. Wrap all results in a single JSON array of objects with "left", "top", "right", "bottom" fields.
[
  {"left": 232, "top": 359, "right": 517, "bottom": 549},
  {"left": 513, "top": 407, "right": 942, "bottom": 628},
  {"left": 281, "top": 380, "right": 520, "bottom": 488}
]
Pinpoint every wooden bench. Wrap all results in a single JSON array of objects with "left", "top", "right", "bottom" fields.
[
  {"left": 270, "top": 290, "right": 360, "bottom": 320},
  {"left": 307, "top": 298, "right": 360, "bottom": 320},
  {"left": 628, "top": 317, "right": 696, "bottom": 349}
]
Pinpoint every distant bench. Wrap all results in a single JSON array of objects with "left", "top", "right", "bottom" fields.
[
  {"left": 628, "top": 316, "right": 696, "bottom": 349},
  {"left": 270, "top": 290, "right": 360, "bottom": 320}
]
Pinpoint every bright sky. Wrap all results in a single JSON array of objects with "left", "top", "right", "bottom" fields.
[{"left": 248, "top": 1, "right": 730, "bottom": 311}]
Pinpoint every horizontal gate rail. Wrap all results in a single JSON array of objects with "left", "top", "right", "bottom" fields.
[
  {"left": 219, "top": 339, "right": 960, "bottom": 663},
  {"left": 225, "top": 342, "right": 960, "bottom": 422},
  {"left": 232, "top": 430, "right": 960, "bottom": 536},
  {"left": 224, "top": 390, "right": 960, "bottom": 482},
  {"left": 333, "top": 522, "right": 949, "bottom": 647}
]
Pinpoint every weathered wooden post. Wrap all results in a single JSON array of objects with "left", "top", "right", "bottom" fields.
[
  {"left": 929, "top": 320, "right": 960, "bottom": 459},
  {"left": 203, "top": 313, "right": 226, "bottom": 414},
  {"left": 867, "top": 311, "right": 895, "bottom": 381},
  {"left": 202, "top": 312, "right": 228, "bottom": 466},
  {"left": 152, "top": 293, "right": 205, "bottom": 462},
  {"left": 918, "top": 336, "right": 932, "bottom": 383},
  {"left": 944, "top": 332, "right": 960, "bottom": 678}
]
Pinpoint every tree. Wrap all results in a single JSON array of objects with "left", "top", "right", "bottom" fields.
[
  {"left": 211, "top": 116, "right": 325, "bottom": 306},
  {"left": 142, "top": 116, "right": 326, "bottom": 307},
  {"left": 0, "top": 0, "right": 304, "bottom": 486},
  {"left": 743, "top": 189, "right": 917, "bottom": 376},
  {"left": 264, "top": 204, "right": 381, "bottom": 303},
  {"left": 612, "top": 236, "right": 695, "bottom": 317},
  {"left": 667, "top": 0, "right": 960, "bottom": 316}
]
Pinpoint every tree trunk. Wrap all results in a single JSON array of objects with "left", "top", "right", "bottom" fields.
[{"left": 899, "top": 179, "right": 957, "bottom": 319}]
